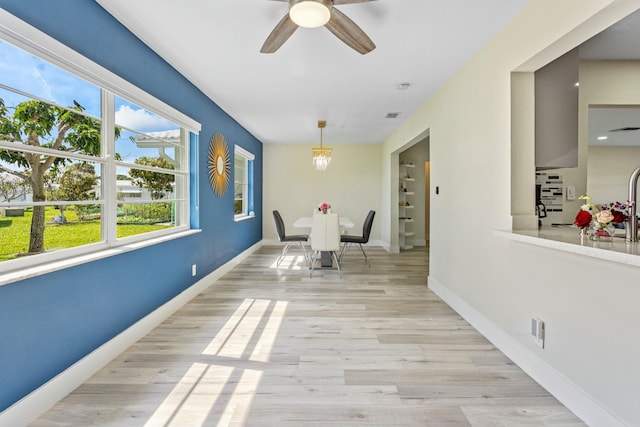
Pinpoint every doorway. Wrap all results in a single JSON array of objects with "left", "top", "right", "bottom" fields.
[{"left": 398, "top": 136, "right": 430, "bottom": 250}]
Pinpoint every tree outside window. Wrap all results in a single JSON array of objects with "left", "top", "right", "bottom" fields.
[
  {"left": 0, "top": 99, "right": 104, "bottom": 253},
  {"left": 0, "top": 35, "right": 197, "bottom": 268}
]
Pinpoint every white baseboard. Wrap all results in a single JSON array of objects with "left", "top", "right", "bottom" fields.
[
  {"left": 262, "top": 238, "right": 283, "bottom": 246},
  {"left": 427, "top": 276, "right": 627, "bottom": 427},
  {"left": 367, "top": 239, "right": 384, "bottom": 247},
  {"left": 410, "top": 239, "right": 427, "bottom": 247},
  {"left": 381, "top": 241, "right": 399, "bottom": 253},
  {"left": 0, "top": 241, "right": 263, "bottom": 427}
]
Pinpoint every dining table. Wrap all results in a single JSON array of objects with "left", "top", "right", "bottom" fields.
[
  {"left": 294, "top": 215, "right": 354, "bottom": 267},
  {"left": 293, "top": 216, "right": 355, "bottom": 230}
]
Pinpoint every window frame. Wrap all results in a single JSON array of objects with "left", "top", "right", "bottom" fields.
[
  {"left": 0, "top": 10, "right": 201, "bottom": 280},
  {"left": 234, "top": 145, "right": 255, "bottom": 221}
]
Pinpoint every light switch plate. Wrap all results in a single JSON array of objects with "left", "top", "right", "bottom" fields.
[{"left": 566, "top": 185, "right": 575, "bottom": 201}]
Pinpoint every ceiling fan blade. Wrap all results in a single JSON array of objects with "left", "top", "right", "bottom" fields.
[
  {"left": 261, "top": 14, "right": 299, "bottom": 53},
  {"left": 325, "top": 7, "right": 375, "bottom": 54},
  {"left": 260, "top": 13, "right": 298, "bottom": 53},
  {"left": 332, "top": 0, "right": 377, "bottom": 4}
]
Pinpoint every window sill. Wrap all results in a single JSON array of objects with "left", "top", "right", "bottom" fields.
[
  {"left": 0, "top": 229, "right": 202, "bottom": 287},
  {"left": 495, "top": 226, "right": 640, "bottom": 268},
  {"left": 234, "top": 214, "right": 255, "bottom": 222}
]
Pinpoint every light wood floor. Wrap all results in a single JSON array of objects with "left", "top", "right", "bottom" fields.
[{"left": 31, "top": 246, "right": 586, "bottom": 427}]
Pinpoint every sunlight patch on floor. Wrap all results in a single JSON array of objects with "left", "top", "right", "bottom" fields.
[
  {"left": 269, "top": 254, "right": 307, "bottom": 270},
  {"left": 215, "top": 369, "right": 263, "bottom": 427},
  {"left": 250, "top": 300, "right": 288, "bottom": 362},
  {"left": 143, "top": 363, "right": 233, "bottom": 427},
  {"left": 202, "top": 299, "right": 255, "bottom": 356},
  {"left": 145, "top": 298, "right": 286, "bottom": 426},
  {"left": 217, "top": 299, "right": 269, "bottom": 359}
]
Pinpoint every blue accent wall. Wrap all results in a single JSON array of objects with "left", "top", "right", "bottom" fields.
[{"left": 0, "top": 1, "right": 263, "bottom": 412}]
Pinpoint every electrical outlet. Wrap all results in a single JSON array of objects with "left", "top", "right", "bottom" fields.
[
  {"left": 191, "top": 264, "right": 196, "bottom": 276},
  {"left": 531, "top": 317, "right": 545, "bottom": 348}
]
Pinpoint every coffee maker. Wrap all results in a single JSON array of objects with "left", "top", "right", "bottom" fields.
[{"left": 535, "top": 184, "right": 547, "bottom": 227}]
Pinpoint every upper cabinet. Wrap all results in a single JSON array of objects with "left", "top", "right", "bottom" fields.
[{"left": 535, "top": 48, "right": 579, "bottom": 170}]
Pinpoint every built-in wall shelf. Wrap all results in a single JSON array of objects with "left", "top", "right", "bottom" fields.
[{"left": 399, "top": 162, "right": 415, "bottom": 251}]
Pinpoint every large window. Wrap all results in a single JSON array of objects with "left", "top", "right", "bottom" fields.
[
  {"left": 234, "top": 145, "right": 254, "bottom": 220},
  {"left": 0, "top": 22, "right": 199, "bottom": 273}
]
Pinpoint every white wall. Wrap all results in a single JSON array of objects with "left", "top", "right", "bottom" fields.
[
  {"left": 381, "top": 1, "right": 640, "bottom": 426},
  {"left": 582, "top": 60, "right": 640, "bottom": 205},
  {"left": 400, "top": 139, "right": 429, "bottom": 245},
  {"left": 263, "top": 143, "right": 382, "bottom": 242},
  {"left": 588, "top": 146, "right": 640, "bottom": 204}
]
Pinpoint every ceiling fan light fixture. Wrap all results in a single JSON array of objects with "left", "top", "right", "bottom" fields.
[
  {"left": 289, "top": 0, "right": 331, "bottom": 28},
  {"left": 312, "top": 120, "right": 332, "bottom": 171}
]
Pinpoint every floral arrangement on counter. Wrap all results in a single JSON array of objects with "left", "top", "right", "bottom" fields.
[
  {"left": 318, "top": 202, "right": 331, "bottom": 214},
  {"left": 573, "top": 194, "right": 632, "bottom": 240}
]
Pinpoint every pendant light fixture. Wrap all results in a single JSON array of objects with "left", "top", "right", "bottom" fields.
[
  {"left": 312, "top": 120, "right": 331, "bottom": 171},
  {"left": 289, "top": 0, "right": 332, "bottom": 28}
]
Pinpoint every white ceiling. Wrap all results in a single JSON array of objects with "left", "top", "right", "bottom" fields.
[
  {"left": 95, "top": 0, "right": 532, "bottom": 145},
  {"left": 588, "top": 107, "right": 640, "bottom": 146}
]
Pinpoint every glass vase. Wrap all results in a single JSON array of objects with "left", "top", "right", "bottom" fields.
[{"left": 589, "top": 222, "right": 615, "bottom": 241}]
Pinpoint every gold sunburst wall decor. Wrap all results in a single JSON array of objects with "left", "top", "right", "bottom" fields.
[{"left": 208, "top": 132, "right": 231, "bottom": 197}]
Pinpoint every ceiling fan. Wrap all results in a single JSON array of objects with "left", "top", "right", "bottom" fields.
[{"left": 261, "top": 0, "right": 377, "bottom": 55}]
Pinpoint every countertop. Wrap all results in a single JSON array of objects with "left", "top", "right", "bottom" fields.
[{"left": 494, "top": 225, "right": 640, "bottom": 268}]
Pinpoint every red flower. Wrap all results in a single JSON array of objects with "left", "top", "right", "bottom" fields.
[
  {"left": 574, "top": 210, "right": 592, "bottom": 229},
  {"left": 611, "top": 211, "right": 626, "bottom": 224}
]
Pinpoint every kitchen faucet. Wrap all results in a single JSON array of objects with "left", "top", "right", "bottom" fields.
[{"left": 625, "top": 165, "right": 640, "bottom": 242}]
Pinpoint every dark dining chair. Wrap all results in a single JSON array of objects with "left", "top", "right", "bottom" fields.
[
  {"left": 339, "top": 210, "right": 375, "bottom": 266},
  {"left": 273, "top": 210, "right": 308, "bottom": 266}
]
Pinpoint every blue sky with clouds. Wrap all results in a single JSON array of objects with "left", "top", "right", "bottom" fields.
[
  {"left": 0, "top": 39, "right": 179, "bottom": 166},
  {"left": 0, "top": 40, "right": 100, "bottom": 115},
  {"left": 0, "top": 39, "right": 176, "bottom": 133}
]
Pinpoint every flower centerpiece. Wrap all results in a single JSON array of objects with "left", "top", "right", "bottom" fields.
[
  {"left": 318, "top": 202, "right": 331, "bottom": 214},
  {"left": 574, "top": 195, "right": 631, "bottom": 240},
  {"left": 574, "top": 194, "right": 596, "bottom": 232},
  {"left": 600, "top": 201, "right": 630, "bottom": 226},
  {"left": 591, "top": 209, "right": 616, "bottom": 240}
]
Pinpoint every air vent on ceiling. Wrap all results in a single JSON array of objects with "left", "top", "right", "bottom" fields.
[
  {"left": 609, "top": 127, "right": 640, "bottom": 132},
  {"left": 386, "top": 112, "right": 401, "bottom": 119}
]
